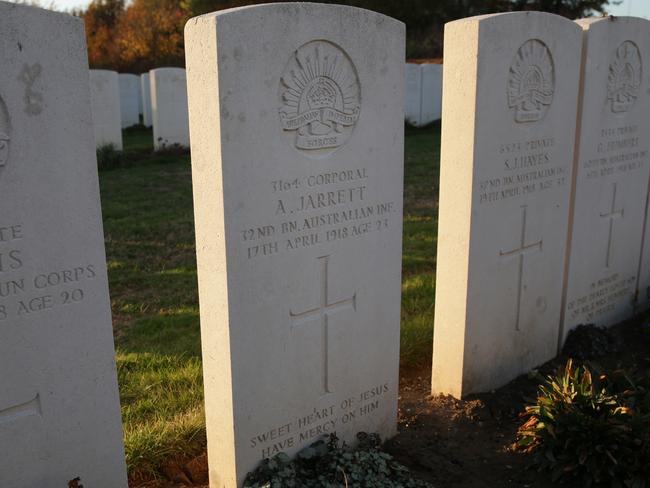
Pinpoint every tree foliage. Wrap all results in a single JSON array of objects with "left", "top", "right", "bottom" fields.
[{"left": 76, "top": 0, "right": 619, "bottom": 72}]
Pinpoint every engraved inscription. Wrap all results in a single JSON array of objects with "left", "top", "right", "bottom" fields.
[
  {"left": 18, "top": 63, "right": 43, "bottom": 115},
  {"left": 600, "top": 182, "right": 624, "bottom": 268},
  {"left": 279, "top": 40, "right": 360, "bottom": 155},
  {"left": 567, "top": 273, "right": 636, "bottom": 322},
  {"left": 249, "top": 383, "right": 391, "bottom": 459},
  {"left": 585, "top": 125, "right": 647, "bottom": 180},
  {"left": 607, "top": 41, "right": 642, "bottom": 114},
  {"left": 241, "top": 168, "right": 396, "bottom": 260},
  {"left": 0, "top": 94, "right": 11, "bottom": 169},
  {"left": 478, "top": 137, "right": 567, "bottom": 205},
  {"left": 0, "top": 223, "right": 97, "bottom": 320},
  {"left": 508, "top": 39, "right": 554, "bottom": 123},
  {"left": 499, "top": 205, "right": 543, "bottom": 331},
  {"left": 0, "top": 393, "right": 41, "bottom": 425},
  {"left": 290, "top": 255, "right": 356, "bottom": 395}
]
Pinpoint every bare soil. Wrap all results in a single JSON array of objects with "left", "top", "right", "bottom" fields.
[{"left": 131, "top": 317, "right": 650, "bottom": 487}]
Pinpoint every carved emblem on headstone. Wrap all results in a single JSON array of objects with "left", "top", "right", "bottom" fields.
[
  {"left": 279, "top": 40, "right": 360, "bottom": 154},
  {"left": 0, "top": 95, "right": 11, "bottom": 169},
  {"left": 607, "top": 41, "right": 642, "bottom": 113},
  {"left": 507, "top": 39, "right": 555, "bottom": 123}
]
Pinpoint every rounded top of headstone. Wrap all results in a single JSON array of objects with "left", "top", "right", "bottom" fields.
[{"left": 185, "top": 2, "right": 404, "bottom": 33}]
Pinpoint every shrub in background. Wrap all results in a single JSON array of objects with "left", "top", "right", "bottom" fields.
[
  {"left": 518, "top": 359, "right": 650, "bottom": 487},
  {"left": 96, "top": 143, "right": 124, "bottom": 171}
]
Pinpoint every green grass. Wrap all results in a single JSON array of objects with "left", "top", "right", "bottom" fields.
[{"left": 101, "top": 122, "right": 441, "bottom": 476}]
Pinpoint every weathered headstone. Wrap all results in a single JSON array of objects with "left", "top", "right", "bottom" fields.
[
  {"left": 89, "top": 69, "right": 123, "bottom": 149},
  {"left": 432, "top": 12, "right": 582, "bottom": 398},
  {"left": 118, "top": 73, "right": 141, "bottom": 128},
  {"left": 150, "top": 67, "right": 189, "bottom": 149},
  {"left": 141, "top": 72, "right": 152, "bottom": 127},
  {"left": 186, "top": 3, "right": 404, "bottom": 486},
  {"left": 0, "top": 3, "right": 127, "bottom": 486},
  {"left": 420, "top": 63, "right": 442, "bottom": 124},
  {"left": 562, "top": 17, "right": 650, "bottom": 340}
]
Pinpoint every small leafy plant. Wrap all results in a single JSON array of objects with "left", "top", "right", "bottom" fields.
[
  {"left": 244, "top": 433, "right": 432, "bottom": 488},
  {"left": 518, "top": 359, "right": 650, "bottom": 487}
]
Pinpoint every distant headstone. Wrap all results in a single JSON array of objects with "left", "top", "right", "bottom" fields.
[
  {"left": 0, "top": 3, "right": 127, "bottom": 487},
  {"left": 186, "top": 4, "right": 404, "bottom": 486},
  {"left": 420, "top": 63, "right": 442, "bottom": 124},
  {"left": 404, "top": 63, "right": 442, "bottom": 127},
  {"left": 150, "top": 67, "right": 189, "bottom": 149},
  {"left": 405, "top": 63, "right": 422, "bottom": 125},
  {"left": 432, "top": 12, "right": 582, "bottom": 398},
  {"left": 562, "top": 17, "right": 650, "bottom": 340},
  {"left": 89, "top": 69, "right": 123, "bottom": 149},
  {"left": 141, "top": 72, "right": 152, "bottom": 127},
  {"left": 118, "top": 73, "right": 141, "bottom": 128}
]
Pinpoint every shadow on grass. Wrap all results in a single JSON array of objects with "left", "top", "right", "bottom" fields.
[{"left": 103, "top": 122, "right": 442, "bottom": 476}]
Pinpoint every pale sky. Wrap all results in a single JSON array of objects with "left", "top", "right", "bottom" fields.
[{"left": 22, "top": 0, "right": 650, "bottom": 18}]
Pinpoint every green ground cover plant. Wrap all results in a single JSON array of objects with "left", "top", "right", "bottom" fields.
[
  {"left": 518, "top": 359, "right": 650, "bottom": 487},
  {"left": 101, "top": 123, "right": 440, "bottom": 476},
  {"left": 243, "top": 433, "right": 433, "bottom": 488}
]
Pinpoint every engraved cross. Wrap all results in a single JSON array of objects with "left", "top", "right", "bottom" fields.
[
  {"left": 0, "top": 393, "right": 41, "bottom": 425},
  {"left": 500, "top": 205, "right": 543, "bottom": 332},
  {"left": 290, "top": 255, "right": 357, "bottom": 395},
  {"left": 600, "top": 182, "right": 624, "bottom": 268}
]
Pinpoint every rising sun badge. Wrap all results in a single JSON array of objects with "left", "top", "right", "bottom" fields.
[
  {"left": 607, "top": 41, "right": 642, "bottom": 114},
  {"left": 279, "top": 40, "right": 361, "bottom": 155},
  {"left": 507, "top": 39, "right": 555, "bottom": 123}
]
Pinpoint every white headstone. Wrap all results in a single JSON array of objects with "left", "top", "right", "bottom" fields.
[
  {"left": 118, "top": 73, "right": 141, "bottom": 128},
  {"left": 405, "top": 63, "right": 422, "bottom": 126},
  {"left": 404, "top": 63, "right": 442, "bottom": 127},
  {"left": 0, "top": 3, "right": 127, "bottom": 486},
  {"left": 150, "top": 67, "right": 189, "bottom": 149},
  {"left": 562, "top": 17, "right": 650, "bottom": 340},
  {"left": 141, "top": 72, "right": 152, "bottom": 127},
  {"left": 432, "top": 12, "right": 582, "bottom": 398},
  {"left": 89, "top": 69, "right": 123, "bottom": 149},
  {"left": 185, "top": 4, "right": 405, "bottom": 486},
  {"left": 420, "top": 63, "right": 442, "bottom": 124}
]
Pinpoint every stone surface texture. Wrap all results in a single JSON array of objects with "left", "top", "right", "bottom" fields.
[
  {"left": 562, "top": 17, "right": 650, "bottom": 340},
  {"left": 432, "top": 12, "right": 582, "bottom": 398},
  {"left": 0, "top": 3, "right": 127, "bottom": 487},
  {"left": 186, "top": 3, "right": 405, "bottom": 486}
]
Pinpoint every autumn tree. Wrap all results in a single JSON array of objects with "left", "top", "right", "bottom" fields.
[
  {"left": 82, "top": 0, "right": 124, "bottom": 69},
  {"left": 79, "top": 0, "right": 620, "bottom": 70},
  {"left": 115, "top": 0, "right": 187, "bottom": 72}
]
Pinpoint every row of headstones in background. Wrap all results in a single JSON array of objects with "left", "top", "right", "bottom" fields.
[
  {"left": 433, "top": 12, "right": 650, "bottom": 398},
  {"left": 119, "top": 73, "right": 141, "bottom": 128},
  {"left": 404, "top": 62, "right": 443, "bottom": 127},
  {"left": 89, "top": 69, "right": 123, "bottom": 149},
  {"left": 0, "top": 2, "right": 127, "bottom": 486},
  {"left": 141, "top": 72, "right": 152, "bottom": 126},
  {"left": 151, "top": 67, "right": 190, "bottom": 150},
  {"left": 88, "top": 68, "right": 190, "bottom": 150}
]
